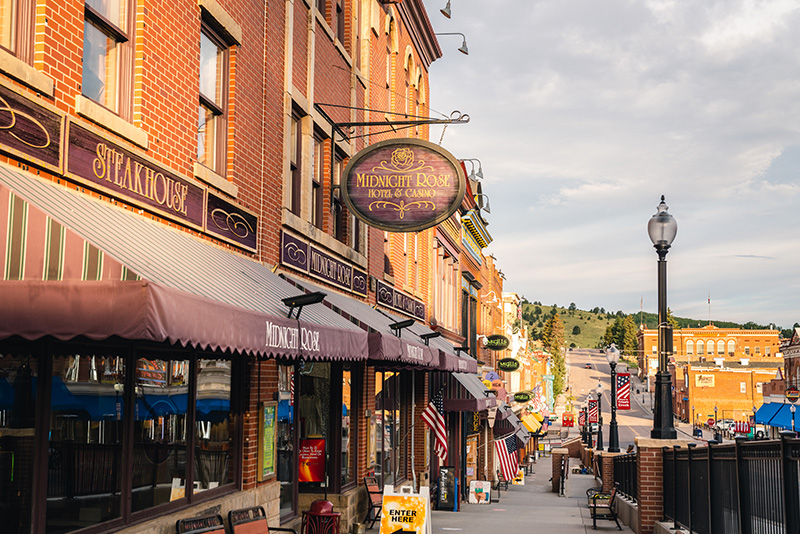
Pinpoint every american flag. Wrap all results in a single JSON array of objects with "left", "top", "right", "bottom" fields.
[
  {"left": 588, "top": 399, "right": 598, "bottom": 423},
  {"left": 495, "top": 434, "right": 519, "bottom": 482},
  {"left": 578, "top": 411, "right": 586, "bottom": 426},
  {"left": 616, "top": 373, "right": 631, "bottom": 410},
  {"left": 422, "top": 387, "right": 447, "bottom": 463}
]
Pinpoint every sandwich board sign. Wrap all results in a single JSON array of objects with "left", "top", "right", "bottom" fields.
[{"left": 379, "top": 484, "right": 430, "bottom": 534}]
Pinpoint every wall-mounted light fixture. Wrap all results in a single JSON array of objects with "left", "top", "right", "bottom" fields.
[
  {"left": 389, "top": 318, "right": 415, "bottom": 337},
  {"left": 282, "top": 291, "right": 327, "bottom": 319},
  {"left": 460, "top": 158, "right": 483, "bottom": 180},
  {"left": 440, "top": 0, "right": 451, "bottom": 18},
  {"left": 436, "top": 32, "right": 469, "bottom": 55},
  {"left": 421, "top": 331, "right": 442, "bottom": 346}
]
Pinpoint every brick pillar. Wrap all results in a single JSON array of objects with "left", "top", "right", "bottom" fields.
[
  {"left": 600, "top": 452, "right": 616, "bottom": 493},
  {"left": 636, "top": 438, "right": 691, "bottom": 534},
  {"left": 551, "top": 448, "right": 568, "bottom": 493}
]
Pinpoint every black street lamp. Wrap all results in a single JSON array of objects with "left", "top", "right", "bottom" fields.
[
  {"left": 648, "top": 195, "right": 678, "bottom": 439},
  {"left": 606, "top": 344, "right": 621, "bottom": 452},
  {"left": 692, "top": 405, "right": 696, "bottom": 430},
  {"left": 595, "top": 383, "right": 604, "bottom": 451},
  {"left": 581, "top": 402, "right": 589, "bottom": 445}
]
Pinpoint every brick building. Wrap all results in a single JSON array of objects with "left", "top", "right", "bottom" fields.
[
  {"left": 0, "top": 1, "right": 529, "bottom": 532},
  {"left": 637, "top": 324, "right": 782, "bottom": 383}
]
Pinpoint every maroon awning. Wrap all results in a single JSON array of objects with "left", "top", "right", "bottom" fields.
[
  {"left": 442, "top": 371, "right": 495, "bottom": 412},
  {"left": 0, "top": 280, "right": 368, "bottom": 360},
  {"left": 0, "top": 167, "right": 369, "bottom": 360}
]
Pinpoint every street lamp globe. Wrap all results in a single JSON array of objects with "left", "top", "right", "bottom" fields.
[
  {"left": 596, "top": 382, "right": 604, "bottom": 396},
  {"left": 647, "top": 196, "right": 677, "bottom": 249},
  {"left": 606, "top": 343, "right": 620, "bottom": 365}
]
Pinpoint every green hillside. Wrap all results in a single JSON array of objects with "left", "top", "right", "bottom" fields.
[{"left": 520, "top": 301, "right": 789, "bottom": 350}]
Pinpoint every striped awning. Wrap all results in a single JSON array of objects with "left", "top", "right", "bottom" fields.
[{"left": 0, "top": 166, "right": 369, "bottom": 359}]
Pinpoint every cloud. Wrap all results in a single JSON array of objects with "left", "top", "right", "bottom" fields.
[{"left": 424, "top": 0, "right": 800, "bottom": 328}]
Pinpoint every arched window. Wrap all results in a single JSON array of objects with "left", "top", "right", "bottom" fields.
[
  {"left": 707, "top": 340, "right": 715, "bottom": 355},
  {"left": 697, "top": 340, "right": 705, "bottom": 355},
  {"left": 686, "top": 340, "right": 694, "bottom": 355},
  {"left": 728, "top": 340, "right": 735, "bottom": 355},
  {"left": 718, "top": 342, "right": 725, "bottom": 355}
]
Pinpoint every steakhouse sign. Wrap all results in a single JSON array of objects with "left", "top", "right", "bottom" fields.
[{"left": 341, "top": 138, "right": 466, "bottom": 232}]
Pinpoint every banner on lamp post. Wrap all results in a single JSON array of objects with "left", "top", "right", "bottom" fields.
[
  {"left": 616, "top": 373, "right": 631, "bottom": 410},
  {"left": 588, "top": 399, "right": 598, "bottom": 423}
]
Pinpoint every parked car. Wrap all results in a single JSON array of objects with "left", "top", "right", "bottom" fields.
[
  {"left": 584, "top": 363, "right": 592, "bottom": 369},
  {"left": 715, "top": 419, "right": 734, "bottom": 432}
]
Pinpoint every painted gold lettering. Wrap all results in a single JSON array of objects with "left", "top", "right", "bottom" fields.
[
  {"left": 132, "top": 161, "right": 144, "bottom": 195},
  {"left": 154, "top": 173, "right": 167, "bottom": 205},
  {"left": 93, "top": 143, "right": 108, "bottom": 180},
  {"left": 113, "top": 150, "right": 125, "bottom": 186}
]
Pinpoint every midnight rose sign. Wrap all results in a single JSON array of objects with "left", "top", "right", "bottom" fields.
[{"left": 341, "top": 138, "right": 466, "bottom": 232}]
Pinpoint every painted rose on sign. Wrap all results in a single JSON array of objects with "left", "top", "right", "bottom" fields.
[
  {"left": 391, "top": 147, "right": 414, "bottom": 169},
  {"left": 341, "top": 139, "right": 466, "bottom": 232}
]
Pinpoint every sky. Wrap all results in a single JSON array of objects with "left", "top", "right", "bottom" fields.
[{"left": 420, "top": 0, "right": 800, "bottom": 329}]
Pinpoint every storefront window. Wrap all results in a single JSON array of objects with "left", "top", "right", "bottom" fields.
[
  {"left": 298, "top": 362, "right": 330, "bottom": 492},
  {"left": 131, "top": 356, "right": 189, "bottom": 513},
  {"left": 193, "top": 358, "right": 233, "bottom": 493},
  {"left": 48, "top": 353, "right": 125, "bottom": 531},
  {"left": 277, "top": 363, "right": 295, "bottom": 517},
  {"left": 341, "top": 368, "right": 352, "bottom": 487},
  {"left": 0, "top": 350, "right": 38, "bottom": 534},
  {"left": 375, "top": 371, "right": 408, "bottom": 487}
]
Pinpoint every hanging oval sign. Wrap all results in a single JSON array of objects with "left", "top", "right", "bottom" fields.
[
  {"left": 497, "top": 358, "right": 520, "bottom": 372},
  {"left": 485, "top": 334, "right": 510, "bottom": 351},
  {"left": 787, "top": 386, "right": 800, "bottom": 403},
  {"left": 341, "top": 138, "right": 466, "bottom": 232},
  {"left": 513, "top": 392, "right": 531, "bottom": 403}
]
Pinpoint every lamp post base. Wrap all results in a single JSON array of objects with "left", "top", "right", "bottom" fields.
[{"left": 651, "top": 370, "right": 677, "bottom": 439}]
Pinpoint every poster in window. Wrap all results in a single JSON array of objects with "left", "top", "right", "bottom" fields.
[
  {"left": 299, "top": 438, "right": 326, "bottom": 482},
  {"left": 368, "top": 413, "right": 377, "bottom": 468},
  {"left": 258, "top": 402, "right": 278, "bottom": 481}
]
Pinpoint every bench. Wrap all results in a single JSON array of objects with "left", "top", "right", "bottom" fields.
[
  {"left": 230, "top": 506, "right": 299, "bottom": 534},
  {"left": 495, "top": 470, "right": 509, "bottom": 492},
  {"left": 363, "top": 476, "right": 382, "bottom": 529},
  {"left": 586, "top": 485, "right": 622, "bottom": 530},
  {"left": 177, "top": 514, "right": 226, "bottom": 534}
]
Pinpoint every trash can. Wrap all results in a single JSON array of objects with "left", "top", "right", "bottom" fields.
[{"left": 302, "top": 500, "right": 341, "bottom": 534}]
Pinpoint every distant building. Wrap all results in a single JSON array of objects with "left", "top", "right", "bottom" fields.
[{"left": 637, "top": 324, "right": 782, "bottom": 382}]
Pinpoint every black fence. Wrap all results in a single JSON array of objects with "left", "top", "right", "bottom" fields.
[
  {"left": 613, "top": 452, "right": 637, "bottom": 502},
  {"left": 662, "top": 433, "right": 800, "bottom": 534}
]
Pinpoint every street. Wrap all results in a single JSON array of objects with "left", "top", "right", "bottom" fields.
[{"left": 563, "top": 348, "right": 709, "bottom": 448}]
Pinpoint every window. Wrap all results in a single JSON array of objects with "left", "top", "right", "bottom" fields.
[
  {"left": 740, "top": 382, "right": 747, "bottom": 394},
  {"left": 82, "top": 0, "right": 132, "bottom": 117},
  {"left": 755, "top": 346, "right": 761, "bottom": 354},
  {"left": 707, "top": 340, "right": 715, "bottom": 356},
  {"left": 745, "top": 346, "right": 750, "bottom": 355},
  {"left": 686, "top": 340, "right": 694, "bottom": 355},
  {"left": 375, "top": 371, "right": 409, "bottom": 487},
  {"left": 697, "top": 340, "right": 705, "bottom": 355},
  {"left": 756, "top": 382, "right": 763, "bottom": 394},
  {"left": 0, "top": 0, "right": 34, "bottom": 62},
  {"left": 198, "top": 24, "right": 229, "bottom": 175},
  {"left": 277, "top": 364, "right": 295, "bottom": 516},
  {"left": 289, "top": 113, "right": 303, "bottom": 216},
  {"left": 651, "top": 345, "right": 657, "bottom": 355},
  {"left": 766, "top": 346, "right": 771, "bottom": 356},
  {"left": 332, "top": 153, "right": 345, "bottom": 241},
  {"left": 718, "top": 342, "right": 724, "bottom": 355},
  {"left": 312, "top": 133, "right": 326, "bottom": 229},
  {"left": 335, "top": 0, "right": 344, "bottom": 41},
  {"left": 194, "top": 359, "right": 234, "bottom": 493},
  {"left": 728, "top": 340, "right": 735, "bottom": 355}
]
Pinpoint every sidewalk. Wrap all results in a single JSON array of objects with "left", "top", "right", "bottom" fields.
[{"left": 429, "top": 457, "right": 634, "bottom": 533}]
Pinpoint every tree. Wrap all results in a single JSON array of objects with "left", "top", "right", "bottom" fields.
[
  {"left": 569, "top": 302, "right": 577, "bottom": 313},
  {"left": 572, "top": 325, "right": 581, "bottom": 335},
  {"left": 621, "top": 315, "right": 638, "bottom": 357},
  {"left": 542, "top": 313, "right": 567, "bottom": 397},
  {"left": 666, "top": 307, "right": 678, "bottom": 328}
]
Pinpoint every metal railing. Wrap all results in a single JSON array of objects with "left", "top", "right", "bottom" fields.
[
  {"left": 662, "top": 433, "right": 800, "bottom": 534},
  {"left": 613, "top": 452, "right": 637, "bottom": 502}
]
